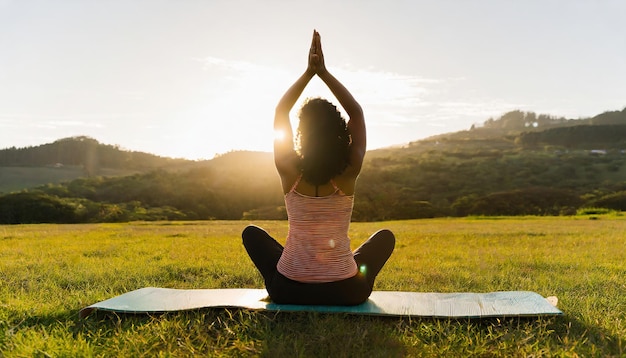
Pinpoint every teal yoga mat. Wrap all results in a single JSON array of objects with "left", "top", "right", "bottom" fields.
[{"left": 79, "top": 288, "right": 562, "bottom": 318}]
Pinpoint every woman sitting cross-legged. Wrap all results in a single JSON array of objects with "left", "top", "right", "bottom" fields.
[{"left": 242, "top": 30, "right": 395, "bottom": 305}]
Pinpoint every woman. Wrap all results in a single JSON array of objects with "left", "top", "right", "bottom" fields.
[{"left": 242, "top": 30, "right": 395, "bottom": 305}]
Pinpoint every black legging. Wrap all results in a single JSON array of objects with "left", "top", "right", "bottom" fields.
[{"left": 242, "top": 225, "right": 395, "bottom": 305}]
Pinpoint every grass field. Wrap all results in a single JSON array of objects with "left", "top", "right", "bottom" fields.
[{"left": 1, "top": 216, "right": 625, "bottom": 357}]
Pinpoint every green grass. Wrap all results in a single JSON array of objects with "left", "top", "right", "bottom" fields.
[{"left": 1, "top": 216, "right": 625, "bottom": 357}]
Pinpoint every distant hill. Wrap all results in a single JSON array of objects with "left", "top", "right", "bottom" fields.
[
  {"left": 0, "top": 136, "right": 192, "bottom": 170},
  {"left": 1, "top": 106, "right": 625, "bottom": 223},
  {"left": 0, "top": 136, "right": 197, "bottom": 193},
  {"left": 517, "top": 125, "right": 626, "bottom": 149}
]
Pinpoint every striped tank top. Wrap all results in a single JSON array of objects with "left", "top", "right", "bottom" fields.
[{"left": 276, "top": 175, "right": 358, "bottom": 283}]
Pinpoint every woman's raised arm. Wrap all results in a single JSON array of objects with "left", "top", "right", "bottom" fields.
[
  {"left": 273, "top": 31, "right": 319, "bottom": 175},
  {"left": 312, "top": 31, "right": 366, "bottom": 174}
]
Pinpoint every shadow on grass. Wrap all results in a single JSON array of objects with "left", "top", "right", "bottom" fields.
[
  {"left": 12, "top": 308, "right": 622, "bottom": 356},
  {"left": 406, "top": 314, "right": 624, "bottom": 356},
  {"left": 258, "top": 311, "right": 407, "bottom": 357},
  {"left": 8, "top": 308, "right": 155, "bottom": 338},
  {"left": 76, "top": 309, "right": 407, "bottom": 357},
  {"left": 550, "top": 314, "right": 624, "bottom": 355}
]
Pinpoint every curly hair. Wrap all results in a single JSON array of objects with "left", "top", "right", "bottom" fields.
[{"left": 295, "top": 98, "right": 352, "bottom": 186}]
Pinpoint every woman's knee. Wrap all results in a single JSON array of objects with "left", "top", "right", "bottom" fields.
[
  {"left": 374, "top": 229, "right": 396, "bottom": 250},
  {"left": 377, "top": 228, "right": 395, "bottom": 240},
  {"left": 242, "top": 225, "right": 265, "bottom": 243}
]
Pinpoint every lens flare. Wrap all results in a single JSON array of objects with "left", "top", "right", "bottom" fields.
[{"left": 359, "top": 265, "right": 367, "bottom": 275}]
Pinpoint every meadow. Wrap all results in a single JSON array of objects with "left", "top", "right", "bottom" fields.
[{"left": 1, "top": 216, "right": 625, "bottom": 357}]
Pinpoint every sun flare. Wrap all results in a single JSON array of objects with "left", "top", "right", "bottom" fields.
[{"left": 274, "top": 129, "right": 286, "bottom": 142}]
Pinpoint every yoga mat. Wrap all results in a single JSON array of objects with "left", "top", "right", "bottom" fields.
[{"left": 79, "top": 288, "right": 562, "bottom": 319}]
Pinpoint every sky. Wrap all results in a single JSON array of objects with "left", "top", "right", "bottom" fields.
[{"left": 1, "top": 1, "right": 625, "bottom": 160}]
